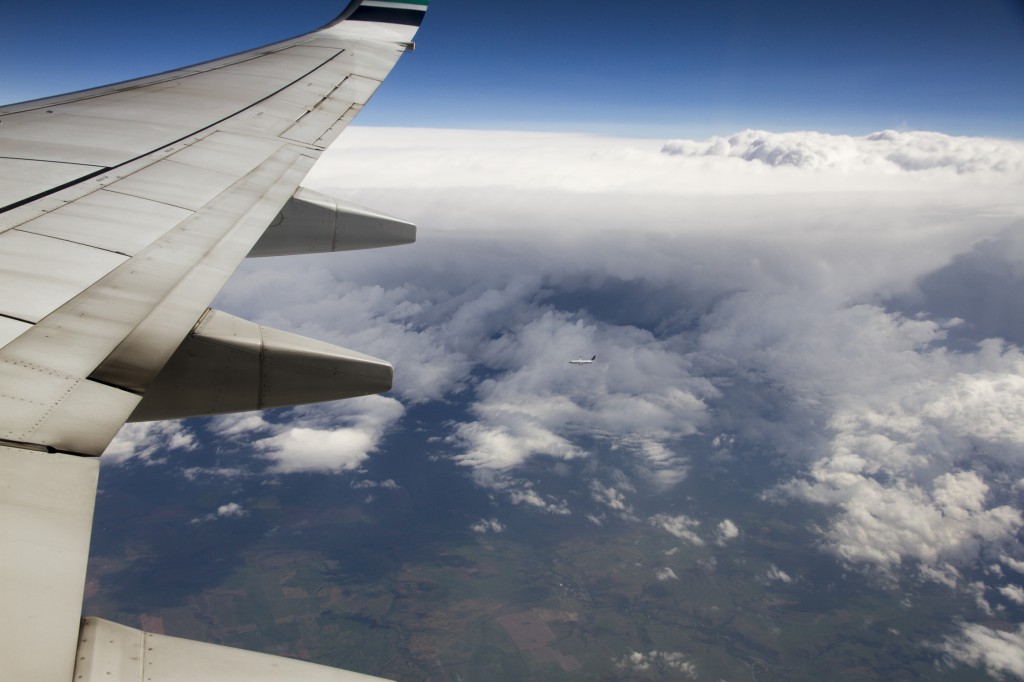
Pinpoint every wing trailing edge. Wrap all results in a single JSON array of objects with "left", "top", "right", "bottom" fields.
[{"left": 75, "top": 618, "right": 388, "bottom": 681}]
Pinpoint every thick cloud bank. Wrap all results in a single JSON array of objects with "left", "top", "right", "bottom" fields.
[
  {"left": 663, "top": 129, "right": 1024, "bottom": 174},
  {"left": 110, "top": 126, "right": 1024, "bottom": 672}
]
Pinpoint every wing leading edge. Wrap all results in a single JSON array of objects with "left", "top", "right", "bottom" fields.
[{"left": 0, "top": 2, "right": 427, "bottom": 680}]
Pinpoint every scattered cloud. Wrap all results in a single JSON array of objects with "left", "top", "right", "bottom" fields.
[
  {"left": 1005, "top": 556, "right": 1024, "bottom": 576},
  {"left": 649, "top": 514, "right": 704, "bottom": 546},
  {"left": 716, "top": 519, "right": 740, "bottom": 545},
  {"left": 967, "top": 582, "right": 994, "bottom": 616},
  {"left": 506, "top": 486, "right": 571, "bottom": 516},
  {"left": 662, "top": 129, "right": 1024, "bottom": 174},
  {"left": 351, "top": 479, "right": 400, "bottom": 490},
  {"left": 190, "top": 502, "right": 247, "bottom": 524},
  {"left": 615, "top": 650, "right": 697, "bottom": 678},
  {"left": 655, "top": 567, "right": 679, "bottom": 582},
  {"left": 181, "top": 467, "right": 245, "bottom": 480},
  {"left": 250, "top": 397, "right": 404, "bottom": 474},
  {"left": 761, "top": 565, "right": 794, "bottom": 584},
  {"left": 104, "top": 420, "right": 196, "bottom": 464},
  {"left": 590, "top": 481, "right": 635, "bottom": 518},
  {"left": 942, "top": 624, "right": 1024, "bottom": 679},
  {"left": 1000, "top": 585, "right": 1024, "bottom": 607},
  {"left": 470, "top": 518, "right": 506, "bottom": 534}
]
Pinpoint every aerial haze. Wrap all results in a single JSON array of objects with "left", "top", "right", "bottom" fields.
[{"left": 10, "top": 0, "right": 1024, "bottom": 679}]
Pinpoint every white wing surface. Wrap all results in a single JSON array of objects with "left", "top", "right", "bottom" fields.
[{"left": 0, "top": 2, "right": 426, "bottom": 680}]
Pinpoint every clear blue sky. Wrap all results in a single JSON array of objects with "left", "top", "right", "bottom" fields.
[{"left": 3, "top": 0, "right": 1023, "bottom": 138}]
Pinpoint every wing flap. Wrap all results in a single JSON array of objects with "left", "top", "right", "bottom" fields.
[
  {"left": 0, "top": 230, "right": 127, "bottom": 322},
  {"left": 18, "top": 191, "right": 192, "bottom": 257},
  {"left": 0, "top": 158, "right": 101, "bottom": 208},
  {"left": 76, "top": 618, "right": 388, "bottom": 681},
  {"left": 0, "top": 360, "right": 140, "bottom": 454},
  {"left": 0, "top": 446, "right": 99, "bottom": 682}
]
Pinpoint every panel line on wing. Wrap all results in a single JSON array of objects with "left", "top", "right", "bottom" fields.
[
  {"left": 0, "top": 41, "right": 343, "bottom": 117},
  {"left": 11, "top": 227, "right": 134, "bottom": 258},
  {"left": 0, "top": 48, "right": 346, "bottom": 215},
  {"left": 0, "top": 156, "right": 104, "bottom": 168}
]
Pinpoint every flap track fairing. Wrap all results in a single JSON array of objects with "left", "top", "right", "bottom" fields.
[
  {"left": 129, "top": 309, "right": 392, "bottom": 422},
  {"left": 248, "top": 187, "right": 416, "bottom": 257}
]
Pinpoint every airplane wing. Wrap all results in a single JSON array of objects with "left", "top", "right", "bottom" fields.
[{"left": 0, "top": 2, "right": 426, "bottom": 680}]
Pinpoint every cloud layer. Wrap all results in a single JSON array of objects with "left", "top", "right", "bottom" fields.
[
  {"left": 110, "top": 126, "right": 1024, "bottom": 672},
  {"left": 663, "top": 129, "right": 1024, "bottom": 174}
]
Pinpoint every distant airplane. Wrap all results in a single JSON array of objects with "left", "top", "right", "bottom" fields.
[{"left": 570, "top": 355, "right": 597, "bottom": 365}]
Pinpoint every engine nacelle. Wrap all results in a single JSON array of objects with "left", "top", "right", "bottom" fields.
[
  {"left": 248, "top": 187, "right": 416, "bottom": 257},
  {"left": 129, "top": 309, "right": 392, "bottom": 422}
]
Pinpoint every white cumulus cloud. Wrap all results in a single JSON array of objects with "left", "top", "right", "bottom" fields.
[
  {"left": 470, "top": 518, "right": 506, "bottom": 534},
  {"left": 716, "top": 519, "right": 740, "bottom": 545},
  {"left": 943, "top": 624, "right": 1024, "bottom": 679},
  {"left": 663, "top": 129, "right": 1024, "bottom": 174},
  {"left": 649, "top": 514, "right": 704, "bottom": 546},
  {"left": 615, "top": 650, "right": 697, "bottom": 678},
  {"left": 217, "top": 396, "right": 405, "bottom": 474},
  {"left": 190, "top": 501, "right": 247, "bottom": 524},
  {"left": 104, "top": 420, "right": 197, "bottom": 464},
  {"left": 655, "top": 567, "right": 679, "bottom": 582}
]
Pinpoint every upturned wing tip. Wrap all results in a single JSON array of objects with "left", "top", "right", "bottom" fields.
[{"left": 327, "top": 0, "right": 429, "bottom": 29}]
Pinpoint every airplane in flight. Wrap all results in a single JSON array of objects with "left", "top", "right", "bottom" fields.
[
  {"left": 570, "top": 355, "right": 597, "bottom": 365},
  {"left": 0, "top": 1, "right": 426, "bottom": 680}
]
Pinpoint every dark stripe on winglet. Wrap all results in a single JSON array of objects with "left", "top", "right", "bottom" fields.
[{"left": 349, "top": 6, "right": 426, "bottom": 26}]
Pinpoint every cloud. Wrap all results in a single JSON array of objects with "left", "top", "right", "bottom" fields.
[
  {"left": 662, "top": 129, "right": 1024, "bottom": 174},
  {"left": 506, "top": 486, "right": 571, "bottom": 516},
  {"left": 444, "top": 310, "right": 712, "bottom": 483},
  {"left": 104, "top": 420, "right": 197, "bottom": 464},
  {"left": 1004, "top": 556, "right": 1024, "bottom": 575},
  {"left": 615, "top": 651, "right": 697, "bottom": 678},
  {"left": 782, "top": 467, "right": 1023, "bottom": 574},
  {"left": 655, "top": 567, "right": 679, "bottom": 582},
  {"left": 351, "top": 479, "right": 400, "bottom": 490},
  {"left": 181, "top": 467, "right": 245, "bottom": 480},
  {"left": 470, "top": 518, "right": 505, "bottom": 534},
  {"left": 649, "top": 514, "right": 704, "bottom": 546},
  {"left": 194, "top": 398, "right": 405, "bottom": 476},
  {"left": 251, "top": 397, "right": 404, "bottom": 474},
  {"left": 942, "top": 624, "right": 1024, "bottom": 679},
  {"left": 967, "top": 582, "right": 995, "bottom": 616},
  {"left": 716, "top": 519, "right": 740, "bottom": 545},
  {"left": 190, "top": 502, "right": 247, "bottom": 524},
  {"left": 1001, "top": 586, "right": 1024, "bottom": 607},
  {"left": 590, "top": 481, "right": 635, "bottom": 517},
  {"left": 762, "top": 565, "right": 794, "bottom": 584}
]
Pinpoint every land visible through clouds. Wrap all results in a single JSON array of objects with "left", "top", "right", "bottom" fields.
[{"left": 92, "top": 128, "right": 1024, "bottom": 679}]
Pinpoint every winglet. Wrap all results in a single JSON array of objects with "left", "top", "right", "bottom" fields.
[{"left": 329, "top": 0, "right": 429, "bottom": 28}]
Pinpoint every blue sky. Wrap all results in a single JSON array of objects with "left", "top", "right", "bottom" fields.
[{"left": 3, "top": 0, "right": 1023, "bottom": 138}]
